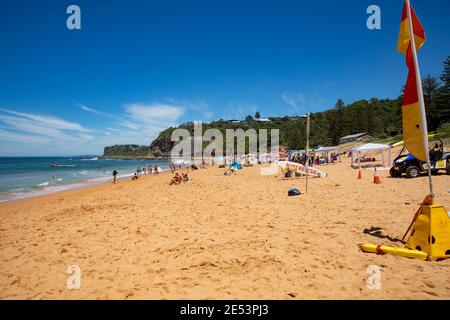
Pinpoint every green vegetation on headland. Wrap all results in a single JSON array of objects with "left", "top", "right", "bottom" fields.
[
  {"left": 103, "top": 56, "right": 450, "bottom": 158},
  {"left": 103, "top": 145, "right": 150, "bottom": 159}
]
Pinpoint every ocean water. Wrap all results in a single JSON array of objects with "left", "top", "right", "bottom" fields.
[{"left": 0, "top": 156, "right": 171, "bottom": 202}]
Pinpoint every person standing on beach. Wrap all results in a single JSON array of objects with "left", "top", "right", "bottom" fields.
[
  {"left": 148, "top": 165, "right": 153, "bottom": 175},
  {"left": 112, "top": 169, "right": 118, "bottom": 184},
  {"left": 154, "top": 164, "right": 159, "bottom": 174}
]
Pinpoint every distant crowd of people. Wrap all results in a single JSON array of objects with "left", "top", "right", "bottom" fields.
[
  {"left": 131, "top": 164, "right": 161, "bottom": 180},
  {"left": 290, "top": 152, "right": 339, "bottom": 166},
  {"left": 111, "top": 162, "right": 194, "bottom": 185}
]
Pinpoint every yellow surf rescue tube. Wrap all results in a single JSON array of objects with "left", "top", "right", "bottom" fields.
[{"left": 358, "top": 244, "right": 428, "bottom": 260}]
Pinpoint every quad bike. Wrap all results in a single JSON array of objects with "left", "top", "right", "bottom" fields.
[{"left": 390, "top": 139, "right": 450, "bottom": 178}]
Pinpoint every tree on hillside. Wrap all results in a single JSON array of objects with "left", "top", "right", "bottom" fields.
[
  {"left": 422, "top": 75, "right": 439, "bottom": 99},
  {"left": 440, "top": 56, "right": 450, "bottom": 91},
  {"left": 326, "top": 107, "right": 340, "bottom": 145},
  {"left": 422, "top": 75, "right": 440, "bottom": 130},
  {"left": 255, "top": 111, "right": 261, "bottom": 120},
  {"left": 287, "top": 125, "right": 303, "bottom": 149},
  {"left": 433, "top": 56, "right": 450, "bottom": 129},
  {"left": 326, "top": 99, "right": 345, "bottom": 144}
]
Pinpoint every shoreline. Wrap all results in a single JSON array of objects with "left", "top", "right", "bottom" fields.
[
  {"left": 0, "top": 167, "right": 174, "bottom": 204},
  {"left": 0, "top": 166, "right": 177, "bottom": 208}
]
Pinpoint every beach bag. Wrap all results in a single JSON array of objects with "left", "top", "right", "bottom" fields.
[{"left": 288, "top": 188, "right": 301, "bottom": 196}]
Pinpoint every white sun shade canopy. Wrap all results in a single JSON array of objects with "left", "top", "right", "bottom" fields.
[{"left": 352, "top": 143, "right": 391, "bottom": 153}]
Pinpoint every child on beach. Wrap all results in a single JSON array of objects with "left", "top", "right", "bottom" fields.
[{"left": 112, "top": 169, "right": 118, "bottom": 184}]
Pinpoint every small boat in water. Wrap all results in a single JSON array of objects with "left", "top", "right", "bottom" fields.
[{"left": 50, "top": 162, "right": 59, "bottom": 167}]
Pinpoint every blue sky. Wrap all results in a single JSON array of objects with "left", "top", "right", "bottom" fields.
[{"left": 1, "top": 0, "right": 449, "bottom": 156}]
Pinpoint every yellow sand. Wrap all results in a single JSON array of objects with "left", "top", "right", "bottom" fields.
[{"left": 0, "top": 158, "right": 449, "bottom": 299}]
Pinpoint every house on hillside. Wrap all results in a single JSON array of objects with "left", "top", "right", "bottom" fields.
[
  {"left": 339, "top": 132, "right": 374, "bottom": 145},
  {"left": 255, "top": 118, "right": 271, "bottom": 122}
]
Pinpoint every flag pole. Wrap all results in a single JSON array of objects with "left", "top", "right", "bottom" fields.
[
  {"left": 305, "top": 112, "right": 310, "bottom": 194},
  {"left": 405, "top": 0, "right": 434, "bottom": 201}
]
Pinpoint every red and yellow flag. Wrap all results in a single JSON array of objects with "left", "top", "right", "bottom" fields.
[
  {"left": 397, "top": 2, "right": 426, "bottom": 54},
  {"left": 398, "top": 1, "right": 427, "bottom": 161}
]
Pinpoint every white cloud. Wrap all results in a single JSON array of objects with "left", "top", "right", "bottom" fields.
[
  {"left": 79, "top": 104, "right": 102, "bottom": 115},
  {"left": 124, "top": 103, "right": 184, "bottom": 121},
  {"left": 0, "top": 109, "right": 97, "bottom": 155},
  {"left": 227, "top": 102, "right": 258, "bottom": 119},
  {"left": 79, "top": 104, "right": 115, "bottom": 118},
  {"left": 167, "top": 99, "right": 214, "bottom": 120},
  {"left": 0, "top": 128, "right": 51, "bottom": 144},
  {"left": 77, "top": 133, "right": 95, "bottom": 140},
  {"left": 281, "top": 91, "right": 328, "bottom": 113},
  {"left": 94, "top": 102, "right": 186, "bottom": 148},
  {"left": 281, "top": 93, "right": 304, "bottom": 112},
  {"left": 0, "top": 109, "right": 91, "bottom": 133},
  {"left": 0, "top": 101, "right": 185, "bottom": 155}
]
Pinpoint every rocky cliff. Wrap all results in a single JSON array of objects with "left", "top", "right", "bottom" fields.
[{"left": 148, "top": 138, "right": 174, "bottom": 158}]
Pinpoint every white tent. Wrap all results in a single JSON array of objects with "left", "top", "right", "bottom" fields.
[
  {"left": 351, "top": 143, "right": 392, "bottom": 168},
  {"left": 314, "top": 146, "right": 341, "bottom": 162}
]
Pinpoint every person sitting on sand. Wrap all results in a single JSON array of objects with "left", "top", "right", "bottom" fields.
[
  {"left": 284, "top": 170, "right": 292, "bottom": 178},
  {"left": 170, "top": 172, "right": 182, "bottom": 185},
  {"left": 132, "top": 172, "right": 139, "bottom": 180},
  {"left": 112, "top": 169, "right": 118, "bottom": 184},
  {"left": 181, "top": 173, "right": 189, "bottom": 182}
]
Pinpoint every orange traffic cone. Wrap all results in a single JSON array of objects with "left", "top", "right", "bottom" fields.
[
  {"left": 373, "top": 167, "right": 382, "bottom": 184},
  {"left": 357, "top": 170, "right": 362, "bottom": 180}
]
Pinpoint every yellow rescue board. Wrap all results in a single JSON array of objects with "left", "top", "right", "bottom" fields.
[{"left": 359, "top": 244, "right": 428, "bottom": 260}]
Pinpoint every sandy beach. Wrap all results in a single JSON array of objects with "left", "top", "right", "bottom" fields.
[{"left": 0, "top": 156, "right": 449, "bottom": 300}]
